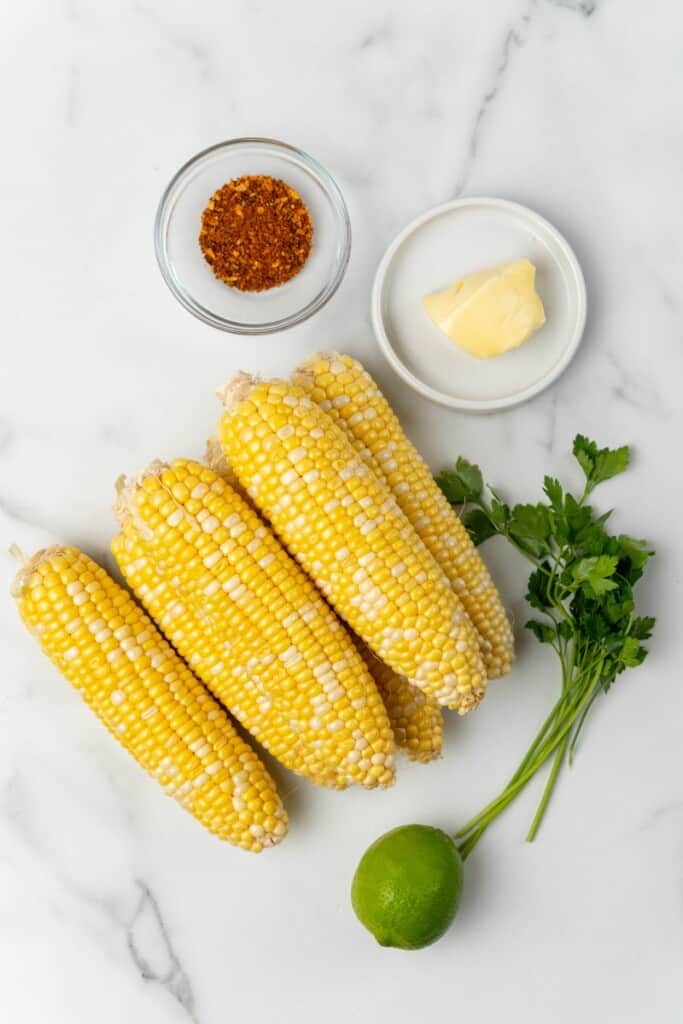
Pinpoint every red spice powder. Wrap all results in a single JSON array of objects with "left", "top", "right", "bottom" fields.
[{"left": 198, "top": 175, "right": 313, "bottom": 292}]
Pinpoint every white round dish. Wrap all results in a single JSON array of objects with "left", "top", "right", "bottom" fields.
[{"left": 371, "top": 197, "right": 587, "bottom": 412}]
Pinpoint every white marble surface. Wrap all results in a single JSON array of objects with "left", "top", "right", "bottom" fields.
[{"left": 1, "top": 1, "right": 681, "bottom": 1021}]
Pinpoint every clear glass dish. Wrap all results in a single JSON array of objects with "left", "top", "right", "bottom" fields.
[{"left": 154, "top": 138, "right": 351, "bottom": 335}]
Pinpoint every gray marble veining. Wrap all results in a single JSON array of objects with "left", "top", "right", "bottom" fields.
[
  {"left": 127, "top": 883, "right": 197, "bottom": 1022},
  {"left": 1, "top": 1, "right": 681, "bottom": 1022}
]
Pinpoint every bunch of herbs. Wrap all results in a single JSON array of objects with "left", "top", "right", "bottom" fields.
[{"left": 436, "top": 436, "right": 655, "bottom": 858}]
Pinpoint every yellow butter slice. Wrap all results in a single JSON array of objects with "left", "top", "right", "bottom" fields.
[{"left": 422, "top": 259, "right": 546, "bottom": 359}]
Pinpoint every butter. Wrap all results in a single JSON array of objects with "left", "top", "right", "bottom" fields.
[{"left": 422, "top": 259, "right": 546, "bottom": 358}]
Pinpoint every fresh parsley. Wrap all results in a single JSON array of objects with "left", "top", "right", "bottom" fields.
[{"left": 436, "top": 436, "right": 655, "bottom": 858}]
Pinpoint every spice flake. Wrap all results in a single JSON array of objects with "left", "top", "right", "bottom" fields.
[{"left": 198, "top": 175, "right": 313, "bottom": 292}]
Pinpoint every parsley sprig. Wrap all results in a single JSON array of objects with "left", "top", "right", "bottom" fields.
[{"left": 436, "top": 435, "right": 655, "bottom": 859}]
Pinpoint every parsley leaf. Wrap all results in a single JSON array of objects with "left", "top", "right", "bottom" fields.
[
  {"left": 573, "top": 434, "right": 630, "bottom": 492},
  {"left": 543, "top": 476, "right": 564, "bottom": 511},
  {"left": 454, "top": 458, "right": 484, "bottom": 500},
  {"left": 617, "top": 535, "right": 654, "bottom": 571},
  {"left": 570, "top": 555, "right": 619, "bottom": 597},
  {"left": 526, "top": 567, "right": 553, "bottom": 610},
  {"left": 489, "top": 498, "right": 510, "bottom": 530},
  {"left": 576, "top": 522, "right": 612, "bottom": 556},
  {"left": 631, "top": 616, "right": 656, "bottom": 641},
  {"left": 557, "top": 620, "right": 574, "bottom": 640},
  {"left": 572, "top": 434, "right": 599, "bottom": 479},
  {"left": 526, "top": 620, "right": 556, "bottom": 644},
  {"left": 509, "top": 504, "right": 551, "bottom": 545},
  {"left": 595, "top": 446, "right": 631, "bottom": 485},
  {"left": 462, "top": 508, "right": 497, "bottom": 546},
  {"left": 619, "top": 637, "right": 647, "bottom": 668},
  {"left": 436, "top": 457, "right": 483, "bottom": 504},
  {"left": 564, "top": 493, "right": 593, "bottom": 543}
]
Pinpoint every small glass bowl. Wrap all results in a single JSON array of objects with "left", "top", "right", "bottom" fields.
[{"left": 154, "top": 138, "right": 351, "bottom": 335}]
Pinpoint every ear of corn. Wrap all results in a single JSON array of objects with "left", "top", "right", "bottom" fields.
[
  {"left": 204, "top": 446, "right": 443, "bottom": 762},
  {"left": 217, "top": 375, "right": 487, "bottom": 713},
  {"left": 205, "top": 435, "right": 250, "bottom": 500},
  {"left": 112, "top": 459, "right": 395, "bottom": 789},
  {"left": 11, "top": 545, "right": 287, "bottom": 852},
  {"left": 112, "top": 527, "right": 348, "bottom": 791},
  {"left": 359, "top": 644, "right": 443, "bottom": 763},
  {"left": 292, "top": 353, "right": 514, "bottom": 678}
]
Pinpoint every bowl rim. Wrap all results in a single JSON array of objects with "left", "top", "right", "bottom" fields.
[
  {"left": 154, "top": 137, "right": 352, "bottom": 335},
  {"left": 371, "top": 195, "right": 587, "bottom": 412}
]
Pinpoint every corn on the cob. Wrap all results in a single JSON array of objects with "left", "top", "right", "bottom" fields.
[
  {"left": 217, "top": 375, "right": 487, "bottom": 713},
  {"left": 360, "top": 645, "right": 443, "bottom": 763},
  {"left": 203, "top": 445, "right": 442, "bottom": 761},
  {"left": 112, "top": 459, "right": 395, "bottom": 789},
  {"left": 113, "top": 528, "right": 347, "bottom": 791},
  {"left": 11, "top": 546, "right": 286, "bottom": 851},
  {"left": 293, "top": 353, "right": 514, "bottom": 678},
  {"left": 205, "top": 435, "right": 249, "bottom": 498}
]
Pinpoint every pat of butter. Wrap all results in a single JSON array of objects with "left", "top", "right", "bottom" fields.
[{"left": 422, "top": 259, "right": 546, "bottom": 358}]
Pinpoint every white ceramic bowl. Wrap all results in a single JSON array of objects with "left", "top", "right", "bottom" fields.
[{"left": 371, "top": 197, "right": 586, "bottom": 412}]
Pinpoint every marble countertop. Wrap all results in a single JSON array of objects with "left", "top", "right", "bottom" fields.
[{"left": 1, "top": 1, "right": 681, "bottom": 1021}]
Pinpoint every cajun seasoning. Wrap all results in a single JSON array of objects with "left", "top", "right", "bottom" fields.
[{"left": 198, "top": 175, "right": 313, "bottom": 292}]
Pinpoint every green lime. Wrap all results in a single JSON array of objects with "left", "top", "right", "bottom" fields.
[{"left": 351, "top": 824, "right": 464, "bottom": 950}]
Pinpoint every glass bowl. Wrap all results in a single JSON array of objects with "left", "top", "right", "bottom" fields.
[{"left": 154, "top": 138, "right": 351, "bottom": 334}]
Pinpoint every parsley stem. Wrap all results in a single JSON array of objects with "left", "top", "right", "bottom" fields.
[
  {"left": 457, "top": 684, "right": 578, "bottom": 837},
  {"left": 456, "top": 673, "right": 602, "bottom": 858},
  {"left": 504, "top": 649, "right": 595, "bottom": 788},
  {"left": 525, "top": 734, "right": 568, "bottom": 842},
  {"left": 507, "top": 689, "right": 568, "bottom": 786},
  {"left": 441, "top": 438, "right": 653, "bottom": 862},
  {"left": 568, "top": 688, "right": 600, "bottom": 764}
]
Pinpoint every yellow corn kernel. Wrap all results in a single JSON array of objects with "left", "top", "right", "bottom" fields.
[
  {"left": 293, "top": 353, "right": 514, "bottom": 678},
  {"left": 205, "top": 449, "right": 442, "bottom": 764},
  {"left": 112, "top": 460, "right": 395, "bottom": 789},
  {"left": 204, "top": 436, "right": 250, "bottom": 500},
  {"left": 360, "top": 644, "right": 442, "bottom": 763},
  {"left": 11, "top": 546, "right": 286, "bottom": 852},
  {"left": 217, "top": 375, "right": 487, "bottom": 713}
]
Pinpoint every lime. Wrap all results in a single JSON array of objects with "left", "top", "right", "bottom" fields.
[{"left": 351, "top": 824, "right": 464, "bottom": 950}]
